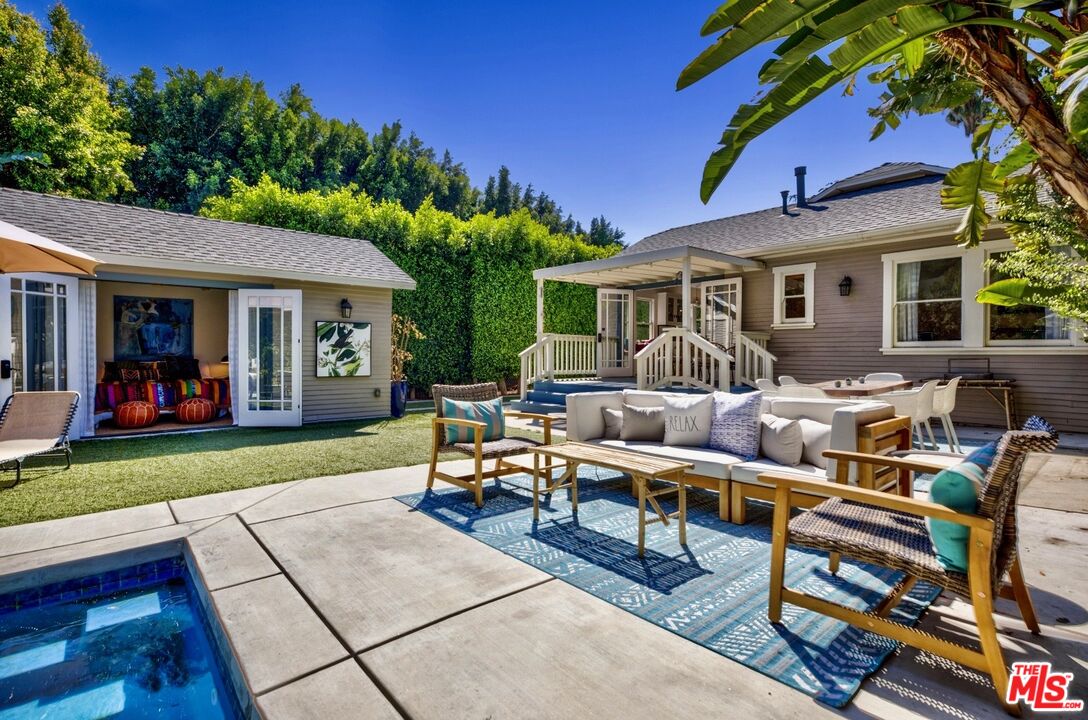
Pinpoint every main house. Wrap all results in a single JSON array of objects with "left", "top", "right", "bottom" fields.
[
  {"left": 522, "top": 162, "right": 1086, "bottom": 432},
  {"left": 0, "top": 188, "right": 415, "bottom": 439}
]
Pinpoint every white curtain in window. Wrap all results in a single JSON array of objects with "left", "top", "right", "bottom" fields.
[
  {"left": 78, "top": 279, "right": 96, "bottom": 438},
  {"left": 897, "top": 262, "right": 921, "bottom": 342},
  {"left": 228, "top": 289, "right": 239, "bottom": 425},
  {"left": 1043, "top": 308, "right": 1067, "bottom": 340}
]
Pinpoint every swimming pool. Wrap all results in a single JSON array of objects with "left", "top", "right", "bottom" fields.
[{"left": 0, "top": 557, "right": 244, "bottom": 719}]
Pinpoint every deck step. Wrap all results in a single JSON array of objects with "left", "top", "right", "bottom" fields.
[{"left": 508, "top": 400, "right": 566, "bottom": 415}]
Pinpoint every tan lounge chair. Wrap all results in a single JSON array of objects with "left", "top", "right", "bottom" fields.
[{"left": 0, "top": 391, "right": 80, "bottom": 487}]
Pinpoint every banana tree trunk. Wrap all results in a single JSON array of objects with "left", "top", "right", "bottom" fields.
[{"left": 939, "top": 26, "right": 1088, "bottom": 227}]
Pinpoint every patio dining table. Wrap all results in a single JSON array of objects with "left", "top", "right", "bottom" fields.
[{"left": 811, "top": 378, "right": 912, "bottom": 398}]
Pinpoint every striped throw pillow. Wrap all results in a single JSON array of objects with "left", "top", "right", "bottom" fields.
[{"left": 441, "top": 397, "right": 505, "bottom": 444}]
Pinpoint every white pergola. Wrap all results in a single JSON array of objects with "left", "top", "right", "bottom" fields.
[{"left": 531, "top": 245, "right": 763, "bottom": 339}]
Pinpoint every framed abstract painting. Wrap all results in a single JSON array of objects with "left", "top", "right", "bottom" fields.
[{"left": 114, "top": 296, "right": 194, "bottom": 360}]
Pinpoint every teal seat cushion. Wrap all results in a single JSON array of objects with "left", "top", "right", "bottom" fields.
[
  {"left": 926, "top": 460, "right": 987, "bottom": 572},
  {"left": 442, "top": 397, "right": 505, "bottom": 444}
]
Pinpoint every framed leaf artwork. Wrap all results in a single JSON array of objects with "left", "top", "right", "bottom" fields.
[{"left": 316, "top": 321, "right": 372, "bottom": 377}]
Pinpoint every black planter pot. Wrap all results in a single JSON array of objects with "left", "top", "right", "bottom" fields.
[{"left": 390, "top": 380, "right": 409, "bottom": 418}]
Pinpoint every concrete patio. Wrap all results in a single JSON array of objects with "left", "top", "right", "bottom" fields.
[{"left": 0, "top": 452, "right": 1085, "bottom": 719}]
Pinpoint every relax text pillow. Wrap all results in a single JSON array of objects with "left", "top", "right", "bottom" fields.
[{"left": 663, "top": 394, "right": 714, "bottom": 447}]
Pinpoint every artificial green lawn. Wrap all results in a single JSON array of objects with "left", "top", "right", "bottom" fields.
[{"left": 0, "top": 413, "right": 539, "bottom": 527}]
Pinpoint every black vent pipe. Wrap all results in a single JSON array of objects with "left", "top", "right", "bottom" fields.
[{"left": 794, "top": 166, "right": 807, "bottom": 207}]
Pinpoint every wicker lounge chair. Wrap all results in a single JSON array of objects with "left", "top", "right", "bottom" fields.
[
  {"left": 0, "top": 391, "right": 80, "bottom": 487},
  {"left": 763, "top": 428, "right": 1058, "bottom": 714},
  {"left": 427, "top": 383, "right": 557, "bottom": 507}
]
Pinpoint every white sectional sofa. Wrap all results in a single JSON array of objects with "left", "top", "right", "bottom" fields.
[{"left": 564, "top": 389, "right": 905, "bottom": 523}]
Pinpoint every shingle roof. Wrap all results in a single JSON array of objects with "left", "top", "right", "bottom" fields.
[
  {"left": 622, "top": 163, "right": 959, "bottom": 258},
  {"left": 0, "top": 188, "right": 416, "bottom": 289}
]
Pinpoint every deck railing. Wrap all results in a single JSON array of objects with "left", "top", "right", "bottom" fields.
[
  {"left": 735, "top": 331, "right": 777, "bottom": 388},
  {"left": 518, "top": 333, "right": 596, "bottom": 398},
  {"left": 634, "top": 328, "right": 732, "bottom": 392}
]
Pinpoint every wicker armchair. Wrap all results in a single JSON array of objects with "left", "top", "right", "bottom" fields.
[
  {"left": 426, "top": 383, "right": 556, "bottom": 507},
  {"left": 763, "top": 429, "right": 1058, "bottom": 714}
]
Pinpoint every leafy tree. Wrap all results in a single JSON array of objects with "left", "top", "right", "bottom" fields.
[
  {"left": 678, "top": 1, "right": 1088, "bottom": 319},
  {"left": 356, "top": 121, "right": 476, "bottom": 217},
  {"left": 586, "top": 215, "right": 625, "bottom": 248},
  {"left": 981, "top": 182, "right": 1088, "bottom": 326},
  {"left": 0, "top": 1, "right": 138, "bottom": 198},
  {"left": 678, "top": 2, "right": 1088, "bottom": 218}
]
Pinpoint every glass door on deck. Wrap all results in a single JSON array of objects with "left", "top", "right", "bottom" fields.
[
  {"left": 701, "top": 278, "right": 742, "bottom": 351},
  {"left": 237, "top": 290, "right": 302, "bottom": 426},
  {"left": 596, "top": 289, "right": 633, "bottom": 378}
]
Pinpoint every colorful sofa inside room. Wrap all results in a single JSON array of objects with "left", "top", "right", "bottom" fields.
[{"left": 94, "top": 357, "right": 231, "bottom": 428}]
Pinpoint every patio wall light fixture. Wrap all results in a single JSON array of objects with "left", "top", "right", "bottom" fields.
[
  {"left": 340, "top": 298, "right": 353, "bottom": 319},
  {"left": 838, "top": 276, "right": 853, "bottom": 297}
]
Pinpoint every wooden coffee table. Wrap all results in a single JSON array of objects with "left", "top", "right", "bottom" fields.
[
  {"left": 528, "top": 442, "right": 693, "bottom": 557},
  {"left": 812, "top": 378, "right": 912, "bottom": 397}
]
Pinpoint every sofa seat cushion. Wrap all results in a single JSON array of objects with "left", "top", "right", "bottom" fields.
[
  {"left": 591, "top": 439, "right": 742, "bottom": 480},
  {"left": 730, "top": 458, "right": 826, "bottom": 488}
]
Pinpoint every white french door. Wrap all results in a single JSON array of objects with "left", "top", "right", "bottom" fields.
[
  {"left": 1, "top": 274, "right": 79, "bottom": 399},
  {"left": 596, "top": 289, "right": 634, "bottom": 377},
  {"left": 701, "top": 278, "right": 742, "bottom": 351},
  {"left": 237, "top": 289, "right": 302, "bottom": 427}
]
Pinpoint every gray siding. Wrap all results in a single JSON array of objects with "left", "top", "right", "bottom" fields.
[
  {"left": 736, "top": 237, "right": 1088, "bottom": 433},
  {"left": 273, "top": 282, "right": 393, "bottom": 422}
]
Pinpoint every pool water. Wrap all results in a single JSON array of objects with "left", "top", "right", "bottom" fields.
[{"left": 0, "top": 558, "right": 243, "bottom": 719}]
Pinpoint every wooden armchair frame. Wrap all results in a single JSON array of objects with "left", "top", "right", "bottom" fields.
[
  {"left": 764, "top": 445, "right": 1042, "bottom": 714},
  {"left": 426, "top": 383, "right": 560, "bottom": 507}
]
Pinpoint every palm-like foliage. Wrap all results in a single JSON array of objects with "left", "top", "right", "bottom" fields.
[
  {"left": 679, "top": 1, "right": 1083, "bottom": 214},
  {"left": 680, "top": 0, "right": 1088, "bottom": 319}
]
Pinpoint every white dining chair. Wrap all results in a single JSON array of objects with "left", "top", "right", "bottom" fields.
[
  {"left": 875, "top": 379, "right": 940, "bottom": 449},
  {"left": 754, "top": 378, "right": 779, "bottom": 394},
  {"left": 931, "top": 376, "right": 962, "bottom": 453},
  {"left": 778, "top": 375, "right": 800, "bottom": 386},
  {"left": 775, "top": 385, "right": 829, "bottom": 399},
  {"left": 864, "top": 372, "right": 905, "bottom": 382}
]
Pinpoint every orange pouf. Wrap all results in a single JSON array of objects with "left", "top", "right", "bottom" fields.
[
  {"left": 177, "top": 397, "right": 216, "bottom": 424},
  {"left": 115, "top": 400, "right": 159, "bottom": 429}
]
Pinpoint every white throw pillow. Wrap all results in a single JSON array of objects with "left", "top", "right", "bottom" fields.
[
  {"left": 797, "top": 418, "right": 833, "bottom": 469},
  {"left": 662, "top": 394, "right": 714, "bottom": 447},
  {"left": 760, "top": 414, "right": 803, "bottom": 466}
]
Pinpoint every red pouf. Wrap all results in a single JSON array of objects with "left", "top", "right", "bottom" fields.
[
  {"left": 115, "top": 400, "right": 160, "bottom": 429},
  {"left": 177, "top": 397, "right": 216, "bottom": 424}
]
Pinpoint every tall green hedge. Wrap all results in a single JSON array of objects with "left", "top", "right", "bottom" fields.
[
  {"left": 202, "top": 176, "right": 615, "bottom": 392},
  {"left": 465, "top": 212, "right": 605, "bottom": 382}
]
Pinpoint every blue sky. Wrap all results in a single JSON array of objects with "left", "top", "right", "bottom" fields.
[{"left": 20, "top": 0, "right": 974, "bottom": 242}]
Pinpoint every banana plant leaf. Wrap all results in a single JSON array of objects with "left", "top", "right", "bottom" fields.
[{"left": 976, "top": 277, "right": 1058, "bottom": 307}]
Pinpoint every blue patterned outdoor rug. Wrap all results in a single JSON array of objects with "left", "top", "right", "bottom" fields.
[{"left": 396, "top": 468, "right": 940, "bottom": 707}]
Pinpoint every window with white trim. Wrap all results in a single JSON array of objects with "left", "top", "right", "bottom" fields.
[
  {"left": 881, "top": 242, "right": 1081, "bottom": 353},
  {"left": 772, "top": 263, "right": 814, "bottom": 328},
  {"left": 987, "top": 250, "right": 1070, "bottom": 344},
  {"left": 893, "top": 255, "right": 962, "bottom": 344}
]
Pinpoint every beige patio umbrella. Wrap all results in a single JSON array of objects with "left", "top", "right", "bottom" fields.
[{"left": 0, "top": 218, "right": 99, "bottom": 276}]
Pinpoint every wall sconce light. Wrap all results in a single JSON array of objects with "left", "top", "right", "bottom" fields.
[
  {"left": 838, "top": 276, "right": 853, "bottom": 297},
  {"left": 340, "top": 298, "right": 353, "bottom": 319}
]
